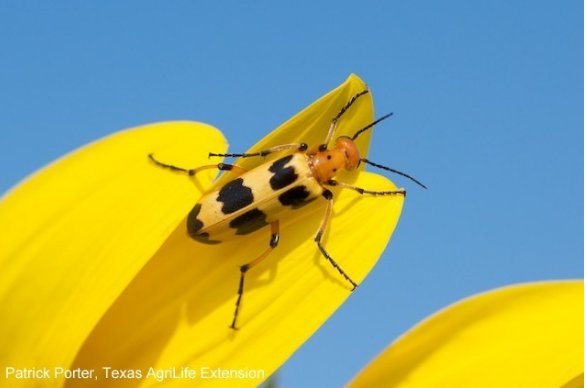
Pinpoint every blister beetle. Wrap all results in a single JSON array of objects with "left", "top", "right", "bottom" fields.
[{"left": 149, "top": 89, "right": 425, "bottom": 329}]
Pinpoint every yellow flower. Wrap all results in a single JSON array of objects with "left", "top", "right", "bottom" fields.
[
  {"left": 0, "top": 74, "right": 404, "bottom": 387},
  {"left": 350, "top": 281, "right": 584, "bottom": 388}
]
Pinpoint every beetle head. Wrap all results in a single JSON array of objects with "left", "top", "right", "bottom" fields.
[{"left": 308, "top": 137, "right": 361, "bottom": 182}]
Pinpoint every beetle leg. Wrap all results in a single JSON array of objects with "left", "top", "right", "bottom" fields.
[
  {"left": 322, "top": 89, "right": 370, "bottom": 149},
  {"left": 209, "top": 143, "right": 308, "bottom": 159},
  {"left": 231, "top": 220, "right": 280, "bottom": 330},
  {"left": 326, "top": 180, "right": 406, "bottom": 196},
  {"left": 314, "top": 190, "right": 358, "bottom": 290},
  {"left": 148, "top": 153, "right": 247, "bottom": 175}
]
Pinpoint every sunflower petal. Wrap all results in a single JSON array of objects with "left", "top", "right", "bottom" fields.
[
  {"left": 0, "top": 122, "right": 227, "bottom": 386},
  {"left": 349, "top": 281, "right": 584, "bottom": 388}
]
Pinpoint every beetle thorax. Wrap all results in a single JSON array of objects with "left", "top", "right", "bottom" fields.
[{"left": 308, "top": 136, "right": 361, "bottom": 183}]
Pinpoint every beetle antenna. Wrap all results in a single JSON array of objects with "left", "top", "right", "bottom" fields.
[
  {"left": 361, "top": 158, "right": 427, "bottom": 189},
  {"left": 351, "top": 112, "right": 393, "bottom": 140}
]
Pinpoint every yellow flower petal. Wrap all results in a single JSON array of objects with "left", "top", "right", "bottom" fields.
[
  {"left": 0, "top": 122, "right": 227, "bottom": 387},
  {"left": 0, "top": 74, "right": 404, "bottom": 387},
  {"left": 350, "top": 281, "right": 584, "bottom": 388}
]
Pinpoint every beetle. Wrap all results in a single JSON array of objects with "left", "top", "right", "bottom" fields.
[{"left": 149, "top": 89, "right": 426, "bottom": 329}]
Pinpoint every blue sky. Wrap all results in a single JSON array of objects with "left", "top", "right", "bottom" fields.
[{"left": 0, "top": 1, "right": 582, "bottom": 387}]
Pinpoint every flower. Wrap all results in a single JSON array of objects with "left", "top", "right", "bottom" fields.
[
  {"left": 349, "top": 281, "right": 583, "bottom": 388},
  {"left": 0, "top": 74, "right": 404, "bottom": 387}
]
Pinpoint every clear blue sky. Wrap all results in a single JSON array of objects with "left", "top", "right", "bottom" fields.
[{"left": 0, "top": 1, "right": 582, "bottom": 387}]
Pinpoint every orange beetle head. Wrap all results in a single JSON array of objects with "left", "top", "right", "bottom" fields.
[{"left": 308, "top": 137, "right": 362, "bottom": 182}]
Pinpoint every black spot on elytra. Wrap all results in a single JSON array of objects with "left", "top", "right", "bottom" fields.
[
  {"left": 269, "top": 155, "right": 298, "bottom": 190},
  {"left": 217, "top": 178, "right": 254, "bottom": 214},
  {"left": 187, "top": 203, "right": 220, "bottom": 244},
  {"left": 279, "top": 186, "right": 317, "bottom": 209},
  {"left": 229, "top": 208, "right": 268, "bottom": 235},
  {"left": 187, "top": 203, "right": 204, "bottom": 235}
]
